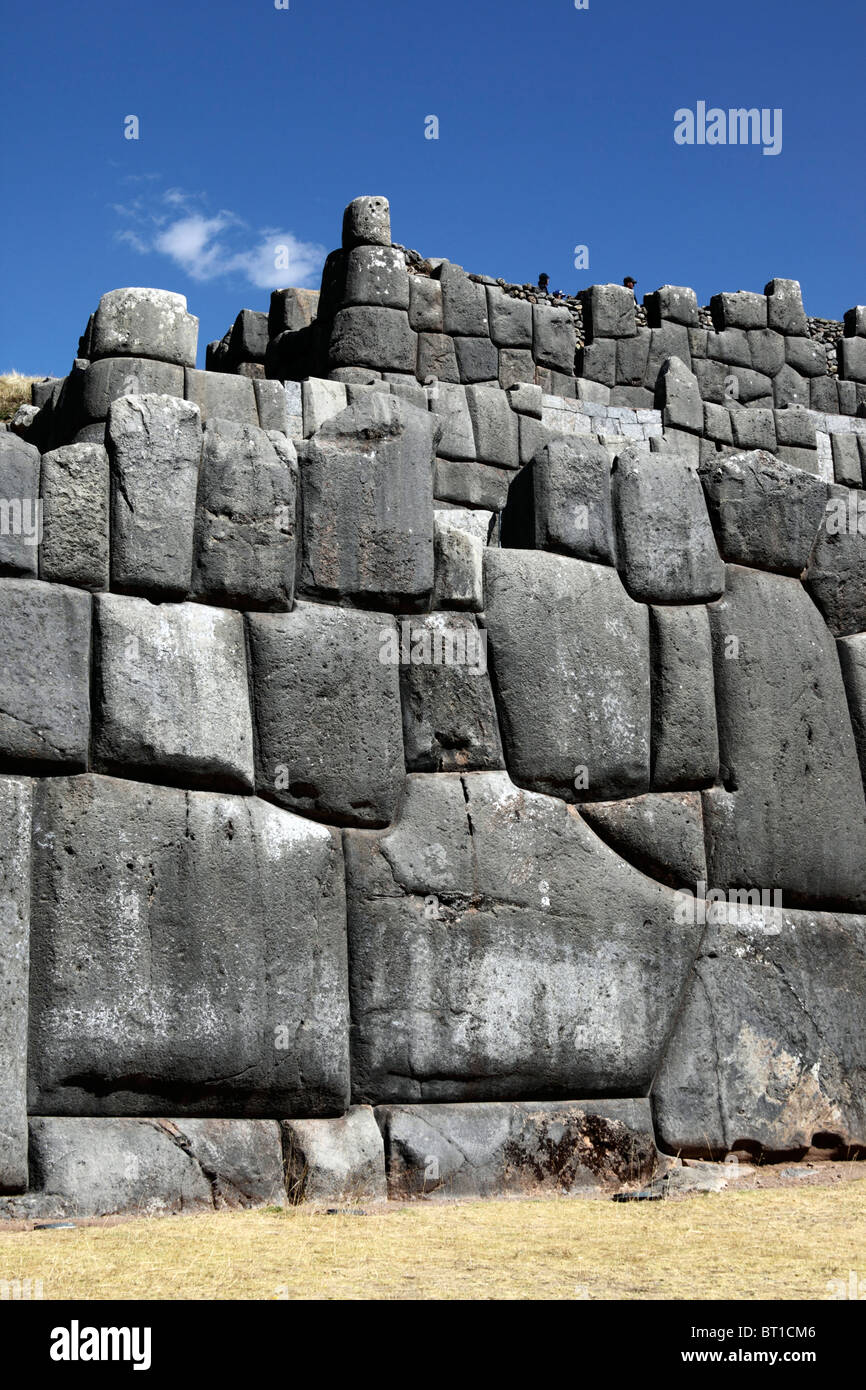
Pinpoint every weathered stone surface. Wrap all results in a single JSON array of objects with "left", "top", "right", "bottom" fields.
[
  {"left": 91, "top": 288, "right": 198, "bottom": 367},
  {"left": 439, "top": 263, "right": 489, "bottom": 337},
  {"left": 283, "top": 1106, "right": 386, "bottom": 1204},
  {"left": 0, "top": 433, "right": 40, "bottom": 577},
  {"left": 399, "top": 613, "right": 503, "bottom": 773},
  {"left": 483, "top": 550, "right": 650, "bottom": 800},
  {"left": 184, "top": 368, "right": 257, "bottom": 426},
  {"left": 838, "top": 338, "right": 866, "bottom": 383},
  {"left": 502, "top": 435, "right": 615, "bottom": 564},
  {"left": 581, "top": 284, "right": 636, "bottom": 339},
  {"left": 748, "top": 328, "right": 786, "bottom": 378},
  {"left": 108, "top": 394, "right": 202, "bottom": 598},
  {"left": 837, "top": 633, "right": 866, "bottom": 787},
  {"left": 700, "top": 450, "right": 831, "bottom": 575},
  {"left": 344, "top": 245, "right": 410, "bottom": 310},
  {"left": 454, "top": 335, "right": 498, "bottom": 384},
  {"left": 703, "top": 402, "right": 733, "bottom": 443},
  {"left": 376, "top": 1099, "right": 657, "bottom": 1199},
  {"left": 298, "top": 394, "right": 435, "bottom": 604},
  {"left": 39, "top": 443, "right": 109, "bottom": 590},
  {"left": 94, "top": 594, "right": 254, "bottom": 791},
  {"left": 430, "top": 382, "right": 476, "bottom": 460},
  {"left": 435, "top": 459, "right": 510, "bottom": 510},
  {"left": 650, "top": 604, "right": 719, "bottom": 789},
  {"left": 710, "top": 291, "right": 767, "bottom": 332},
  {"left": 328, "top": 305, "right": 416, "bottom": 374},
  {"left": 191, "top": 419, "right": 296, "bottom": 610},
  {"left": 532, "top": 304, "right": 575, "bottom": 373},
  {"left": 269, "top": 287, "right": 319, "bottom": 336},
  {"left": 29, "top": 775, "right": 349, "bottom": 1116},
  {"left": 730, "top": 405, "right": 776, "bottom": 451},
  {"left": 765, "top": 278, "right": 809, "bottom": 336},
  {"left": 345, "top": 772, "right": 703, "bottom": 1102},
  {"left": 0, "top": 777, "right": 31, "bottom": 1192},
  {"left": 578, "top": 338, "right": 617, "bottom": 387},
  {"left": 580, "top": 791, "right": 707, "bottom": 890},
  {"left": 486, "top": 287, "right": 532, "bottom": 348},
  {"left": 0, "top": 580, "right": 90, "bottom": 771},
  {"left": 612, "top": 448, "right": 724, "bottom": 602},
  {"left": 653, "top": 907, "right": 866, "bottom": 1155},
  {"left": 342, "top": 195, "right": 391, "bottom": 249},
  {"left": 785, "top": 336, "right": 827, "bottom": 377},
  {"left": 253, "top": 378, "right": 290, "bottom": 434},
  {"left": 803, "top": 491, "right": 866, "bottom": 636},
  {"left": 230, "top": 309, "right": 269, "bottom": 364},
  {"left": 644, "top": 286, "right": 699, "bottom": 328},
  {"left": 302, "top": 379, "right": 347, "bottom": 437},
  {"left": 432, "top": 512, "right": 484, "bottom": 610},
  {"left": 248, "top": 603, "right": 404, "bottom": 827},
  {"left": 656, "top": 355, "right": 703, "bottom": 433},
  {"left": 265, "top": 326, "right": 317, "bottom": 382},
  {"left": 408, "top": 276, "right": 443, "bottom": 333},
  {"left": 465, "top": 384, "right": 519, "bottom": 469},
  {"left": 705, "top": 327, "right": 751, "bottom": 369},
  {"left": 844, "top": 306, "right": 866, "bottom": 338},
  {"left": 644, "top": 322, "right": 692, "bottom": 387},
  {"left": 773, "top": 363, "right": 809, "bottom": 409},
  {"left": 417, "top": 332, "right": 460, "bottom": 384},
  {"left": 831, "top": 433, "right": 862, "bottom": 488},
  {"left": 176, "top": 1118, "right": 286, "bottom": 1206},
  {"left": 705, "top": 565, "right": 866, "bottom": 907}
]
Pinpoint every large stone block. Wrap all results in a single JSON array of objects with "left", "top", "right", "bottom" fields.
[
  {"left": 501, "top": 435, "right": 615, "bottom": 564},
  {"left": 0, "top": 433, "right": 40, "bottom": 578},
  {"left": 748, "top": 328, "right": 786, "bottom": 379},
  {"left": 465, "top": 384, "right": 519, "bottom": 469},
  {"left": 28, "top": 775, "right": 349, "bottom": 1116},
  {"left": 430, "top": 382, "right": 476, "bottom": 460},
  {"left": 94, "top": 594, "right": 254, "bottom": 791},
  {"left": 191, "top": 419, "right": 297, "bottom": 610},
  {"left": 328, "top": 305, "right": 416, "bottom": 374},
  {"left": 838, "top": 338, "right": 866, "bottom": 384},
  {"left": 705, "top": 565, "right": 866, "bottom": 908},
  {"left": 298, "top": 394, "right": 435, "bottom": 604},
  {"left": 408, "top": 275, "right": 444, "bottom": 333},
  {"left": 435, "top": 459, "right": 510, "bottom": 510},
  {"left": 184, "top": 368, "right": 258, "bottom": 427},
  {"left": 417, "top": 332, "right": 460, "bottom": 384},
  {"left": 773, "top": 363, "right": 810, "bottom": 409},
  {"left": 483, "top": 550, "right": 650, "bottom": 800},
  {"left": 432, "top": 512, "right": 484, "bottom": 610},
  {"left": 107, "top": 394, "right": 202, "bottom": 598},
  {"left": 710, "top": 291, "right": 767, "bottom": 331},
  {"left": 254, "top": 378, "right": 292, "bottom": 434},
  {"left": 785, "top": 336, "right": 827, "bottom": 378},
  {"left": 0, "top": 777, "right": 31, "bottom": 1192},
  {"left": 486, "top": 286, "right": 532, "bottom": 348},
  {"left": 764, "top": 278, "right": 809, "bottom": 336},
  {"left": 342, "top": 195, "right": 391, "bottom": 249},
  {"left": 345, "top": 772, "right": 703, "bottom": 1103},
  {"left": 344, "top": 245, "right": 410, "bottom": 310},
  {"left": 439, "top": 263, "right": 489, "bottom": 337},
  {"left": 229, "top": 309, "right": 269, "bottom": 364},
  {"left": 581, "top": 792, "right": 707, "bottom": 891},
  {"left": 656, "top": 355, "right": 703, "bottom": 433},
  {"left": 804, "top": 491, "right": 866, "bottom": 636},
  {"left": 644, "top": 286, "right": 699, "bottom": 328},
  {"left": 532, "top": 304, "right": 575, "bottom": 373},
  {"left": 90, "top": 288, "right": 198, "bottom": 367},
  {"left": 399, "top": 612, "right": 503, "bottom": 773},
  {"left": 0, "top": 580, "right": 90, "bottom": 771},
  {"left": 616, "top": 329, "right": 651, "bottom": 385},
  {"left": 454, "top": 335, "right": 498, "bottom": 384},
  {"left": 283, "top": 1106, "right": 387, "bottom": 1204},
  {"left": 580, "top": 284, "right": 636, "bottom": 339},
  {"left": 376, "top": 1099, "right": 657, "bottom": 1199},
  {"left": 248, "top": 602, "right": 404, "bottom": 827},
  {"left": 730, "top": 405, "right": 776, "bottom": 451},
  {"left": 577, "top": 338, "right": 616, "bottom": 387},
  {"left": 654, "top": 907, "right": 866, "bottom": 1155},
  {"left": 612, "top": 448, "right": 724, "bottom": 602},
  {"left": 644, "top": 322, "right": 692, "bottom": 388},
  {"left": 269, "top": 287, "right": 320, "bottom": 336},
  {"left": 650, "top": 604, "right": 719, "bottom": 790},
  {"left": 39, "top": 443, "right": 109, "bottom": 591},
  {"left": 837, "top": 633, "right": 866, "bottom": 787}
]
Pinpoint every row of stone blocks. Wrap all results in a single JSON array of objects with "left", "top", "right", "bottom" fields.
[{"left": 3, "top": 768, "right": 865, "bottom": 1198}]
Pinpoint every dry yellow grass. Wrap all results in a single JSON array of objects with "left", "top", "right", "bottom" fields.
[
  {"left": 1, "top": 1181, "right": 864, "bottom": 1301},
  {"left": 0, "top": 371, "right": 39, "bottom": 421}
]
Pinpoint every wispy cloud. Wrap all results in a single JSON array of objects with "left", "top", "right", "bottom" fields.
[{"left": 113, "top": 184, "right": 326, "bottom": 290}]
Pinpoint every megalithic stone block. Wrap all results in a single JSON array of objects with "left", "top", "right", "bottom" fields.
[
  {"left": 344, "top": 246, "right": 410, "bottom": 310},
  {"left": 0, "top": 580, "right": 91, "bottom": 771},
  {"left": 80, "top": 356, "right": 185, "bottom": 426},
  {"left": 650, "top": 604, "right": 719, "bottom": 790},
  {"left": 700, "top": 449, "right": 831, "bottom": 575},
  {"left": 328, "top": 306, "right": 417, "bottom": 374},
  {"left": 0, "top": 433, "right": 40, "bottom": 578},
  {"left": 581, "top": 791, "right": 707, "bottom": 890},
  {"left": 655, "top": 355, "right": 703, "bottom": 433},
  {"left": 399, "top": 612, "right": 504, "bottom": 773},
  {"left": 502, "top": 435, "right": 616, "bottom": 564},
  {"left": 644, "top": 286, "right": 699, "bottom": 328},
  {"left": 486, "top": 286, "right": 532, "bottom": 348},
  {"left": 269, "top": 287, "right": 320, "bottom": 337},
  {"left": 532, "top": 304, "right": 576, "bottom": 373},
  {"left": 229, "top": 309, "right": 269, "bottom": 364},
  {"left": 247, "top": 602, "right": 405, "bottom": 828},
  {"left": 612, "top": 447, "right": 724, "bottom": 602},
  {"left": 342, "top": 195, "right": 391, "bottom": 249},
  {"left": 483, "top": 550, "right": 651, "bottom": 800},
  {"left": 39, "top": 443, "right": 110, "bottom": 591},
  {"left": 192, "top": 419, "right": 297, "bottom": 610},
  {"left": 579, "top": 284, "right": 636, "bottom": 339},
  {"left": 765, "top": 278, "right": 809, "bottom": 336},
  {"left": 439, "top": 263, "right": 489, "bottom": 338},
  {"left": 803, "top": 489, "right": 866, "bottom": 637},
  {"left": 184, "top": 368, "right": 258, "bottom": 427},
  {"left": 90, "top": 288, "right": 199, "bottom": 367},
  {"left": 107, "top": 393, "right": 202, "bottom": 599},
  {"left": 0, "top": 776, "right": 32, "bottom": 1192},
  {"left": 298, "top": 393, "right": 436, "bottom": 605},
  {"left": 93, "top": 594, "right": 255, "bottom": 792},
  {"left": 710, "top": 291, "right": 768, "bottom": 331},
  {"left": 282, "top": 1107, "right": 387, "bottom": 1204},
  {"left": 28, "top": 774, "right": 350, "bottom": 1117},
  {"left": 408, "top": 276, "right": 444, "bottom": 333}
]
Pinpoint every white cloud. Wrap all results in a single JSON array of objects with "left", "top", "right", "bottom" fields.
[{"left": 114, "top": 186, "right": 326, "bottom": 290}]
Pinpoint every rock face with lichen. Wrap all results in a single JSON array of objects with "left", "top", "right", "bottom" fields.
[{"left": 3, "top": 193, "right": 866, "bottom": 1215}]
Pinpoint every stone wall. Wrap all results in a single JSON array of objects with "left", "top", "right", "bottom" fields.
[{"left": 2, "top": 194, "right": 866, "bottom": 1217}]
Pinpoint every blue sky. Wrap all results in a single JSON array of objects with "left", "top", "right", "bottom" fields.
[{"left": 2, "top": 0, "right": 863, "bottom": 376}]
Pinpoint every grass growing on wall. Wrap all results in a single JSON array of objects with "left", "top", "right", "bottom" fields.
[
  {"left": 1, "top": 1182, "right": 864, "bottom": 1301},
  {"left": 0, "top": 372, "right": 39, "bottom": 421}
]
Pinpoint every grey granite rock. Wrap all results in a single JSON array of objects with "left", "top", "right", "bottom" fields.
[
  {"left": 39, "top": 443, "right": 109, "bottom": 591},
  {"left": 0, "top": 777, "right": 31, "bottom": 1192},
  {"left": 612, "top": 447, "right": 724, "bottom": 602},
  {"left": 649, "top": 604, "right": 719, "bottom": 789},
  {"left": 0, "top": 580, "right": 90, "bottom": 771}
]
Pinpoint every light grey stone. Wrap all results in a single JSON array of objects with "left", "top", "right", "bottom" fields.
[
  {"left": 785, "top": 336, "right": 827, "bottom": 378},
  {"left": 803, "top": 490, "right": 866, "bottom": 637},
  {"left": 831, "top": 433, "right": 863, "bottom": 488},
  {"left": 0, "top": 580, "right": 90, "bottom": 770},
  {"left": 439, "top": 263, "right": 489, "bottom": 337},
  {"left": 302, "top": 378, "right": 348, "bottom": 437},
  {"left": 283, "top": 1107, "right": 386, "bottom": 1204},
  {"left": 254, "top": 378, "right": 291, "bottom": 434},
  {"left": 486, "top": 287, "right": 532, "bottom": 348},
  {"left": 731, "top": 406, "right": 776, "bottom": 451},
  {"left": 837, "top": 633, "right": 866, "bottom": 788},
  {"left": 39, "top": 443, "right": 109, "bottom": 590},
  {"left": 399, "top": 612, "right": 503, "bottom": 773},
  {"left": 94, "top": 594, "right": 254, "bottom": 790},
  {"left": 434, "top": 458, "right": 510, "bottom": 510},
  {"left": 577, "top": 338, "right": 616, "bottom": 387},
  {"left": 581, "top": 284, "right": 637, "bottom": 339},
  {"left": 0, "top": 433, "right": 40, "bottom": 577},
  {"left": 248, "top": 603, "right": 404, "bottom": 828},
  {"left": 650, "top": 604, "right": 719, "bottom": 790},
  {"left": 408, "top": 275, "right": 443, "bottom": 332},
  {"left": 644, "top": 322, "right": 692, "bottom": 388},
  {"left": 29, "top": 774, "right": 349, "bottom": 1116},
  {"left": 345, "top": 772, "right": 703, "bottom": 1102},
  {"left": 656, "top": 355, "right": 703, "bottom": 433},
  {"left": 433, "top": 512, "right": 484, "bottom": 610},
  {"left": 465, "top": 384, "right": 519, "bottom": 469},
  {"left": 612, "top": 447, "right": 724, "bottom": 602},
  {"left": 705, "top": 328, "right": 751, "bottom": 369},
  {"left": 417, "top": 332, "right": 460, "bottom": 384},
  {"left": 505, "top": 382, "right": 543, "bottom": 418},
  {"left": 0, "top": 777, "right": 31, "bottom": 1192},
  {"left": 184, "top": 368, "right": 258, "bottom": 427},
  {"left": 580, "top": 791, "right": 707, "bottom": 890},
  {"left": 710, "top": 291, "right": 767, "bottom": 331},
  {"left": 703, "top": 402, "right": 734, "bottom": 444},
  {"left": 498, "top": 347, "right": 536, "bottom": 389},
  {"left": 532, "top": 304, "right": 575, "bottom": 373},
  {"left": 342, "top": 195, "right": 391, "bottom": 249},
  {"left": 91, "top": 288, "right": 198, "bottom": 367},
  {"left": 429, "top": 381, "right": 475, "bottom": 460},
  {"left": 483, "top": 550, "right": 650, "bottom": 800},
  {"left": 748, "top": 328, "right": 785, "bottom": 378},
  {"left": 773, "top": 363, "right": 810, "bottom": 408}
]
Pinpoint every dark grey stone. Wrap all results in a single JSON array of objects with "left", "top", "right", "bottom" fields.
[
  {"left": 230, "top": 309, "right": 269, "bottom": 364},
  {"left": 580, "top": 284, "right": 636, "bottom": 339},
  {"left": 486, "top": 287, "right": 532, "bottom": 348},
  {"left": 344, "top": 246, "right": 410, "bottom": 310},
  {"left": 417, "top": 333, "right": 460, "bottom": 383},
  {"left": 28, "top": 774, "right": 349, "bottom": 1116},
  {"left": 94, "top": 594, "right": 254, "bottom": 791},
  {"left": 644, "top": 286, "right": 698, "bottom": 328},
  {"left": 90, "top": 288, "right": 198, "bottom": 368},
  {"left": 785, "top": 336, "right": 827, "bottom": 377},
  {"left": 699, "top": 449, "right": 829, "bottom": 575},
  {"left": 502, "top": 435, "right": 615, "bottom": 564},
  {"left": 434, "top": 458, "right": 510, "bottom": 510},
  {"left": 408, "top": 276, "right": 444, "bottom": 333},
  {"left": 650, "top": 604, "right": 719, "bottom": 790},
  {"left": 577, "top": 338, "right": 616, "bottom": 387},
  {"left": 838, "top": 338, "right": 866, "bottom": 383},
  {"left": 730, "top": 406, "right": 776, "bottom": 451},
  {"left": 248, "top": 602, "right": 404, "bottom": 828},
  {"left": 107, "top": 393, "right": 202, "bottom": 599},
  {"left": 269, "top": 287, "right": 319, "bottom": 336},
  {"left": 184, "top": 368, "right": 258, "bottom": 427},
  {"left": 612, "top": 447, "right": 724, "bottom": 602},
  {"left": 616, "top": 329, "right": 651, "bottom": 385},
  {"left": 656, "top": 355, "right": 703, "bottom": 433},
  {"left": 692, "top": 357, "right": 729, "bottom": 405},
  {"left": 811, "top": 377, "right": 839, "bottom": 413},
  {"left": 191, "top": 420, "right": 296, "bottom": 610},
  {"left": 705, "top": 328, "right": 751, "bottom": 369},
  {"left": 748, "top": 329, "right": 785, "bottom": 378},
  {"left": 483, "top": 550, "right": 650, "bottom": 800},
  {"left": 328, "top": 306, "right": 416, "bottom": 374},
  {"left": 803, "top": 491, "right": 866, "bottom": 637},
  {"left": 532, "top": 304, "right": 575, "bottom": 373},
  {"left": 710, "top": 291, "right": 767, "bottom": 331},
  {"left": 39, "top": 443, "right": 109, "bottom": 591},
  {"left": 345, "top": 772, "right": 702, "bottom": 1102},
  {"left": 283, "top": 1107, "right": 386, "bottom": 1204},
  {"left": 703, "top": 402, "right": 734, "bottom": 444},
  {"left": 837, "top": 632, "right": 866, "bottom": 788},
  {"left": 0, "top": 433, "right": 40, "bottom": 577},
  {"left": 454, "top": 335, "right": 498, "bottom": 384},
  {"left": 0, "top": 777, "right": 31, "bottom": 1192},
  {"left": 765, "top": 279, "right": 809, "bottom": 336},
  {"left": 465, "top": 384, "right": 519, "bottom": 469},
  {"left": 265, "top": 327, "right": 317, "bottom": 382},
  {"left": 581, "top": 791, "right": 707, "bottom": 890},
  {"left": 644, "top": 322, "right": 692, "bottom": 389},
  {"left": 399, "top": 613, "right": 503, "bottom": 773},
  {"left": 342, "top": 195, "right": 391, "bottom": 249},
  {"left": 705, "top": 564, "right": 866, "bottom": 908},
  {"left": 298, "top": 394, "right": 435, "bottom": 604},
  {"left": 430, "top": 382, "right": 475, "bottom": 460},
  {"left": 439, "top": 263, "right": 489, "bottom": 337},
  {"left": 0, "top": 580, "right": 90, "bottom": 771},
  {"left": 844, "top": 306, "right": 866, "bottom": 338},
  {"left": 773, "top": 363, "right": 810, "bottom": 409},
  {"left": 498, "top": 347, "right": 536, "bottom": 389}
]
